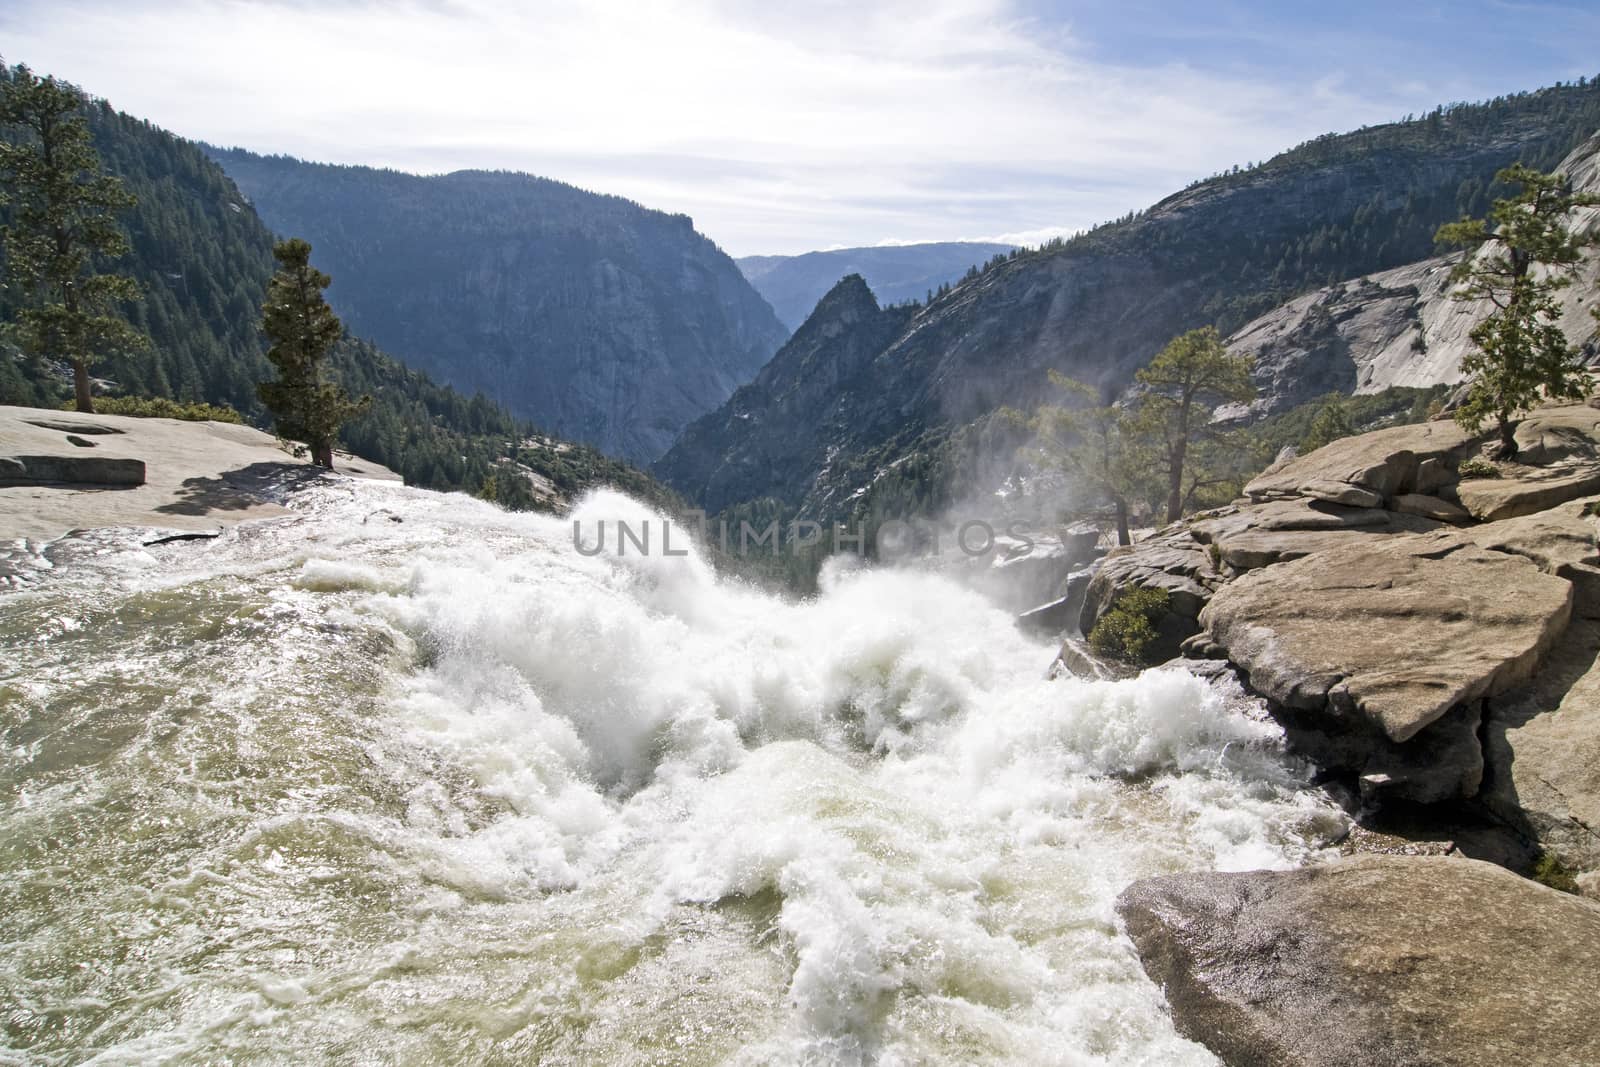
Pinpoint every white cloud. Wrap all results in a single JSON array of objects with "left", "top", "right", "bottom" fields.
[{"left": 0, "top": 0, "right": 1515, "bottom": 254}]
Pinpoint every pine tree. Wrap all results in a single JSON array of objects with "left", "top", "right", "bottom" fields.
[
  {"left": 258, "top": 238, "right": 368, "bottom": 467},
  {"left": 1436, "top": 164, "right": 1600, "bottom": 456},
  {"left": 1130, "top": 327, "right": 1257, "bottom": 522},
  {"left": 0, "top": 65, "right": 146, "bottom": 412},
  {"left": 1025, "top": 374, "right": 1153, "bottom": 546}
]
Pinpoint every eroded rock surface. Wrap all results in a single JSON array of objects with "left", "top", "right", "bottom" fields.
[
  {"left": 1244, "top": 419, "right": 1476, "bottom": 507},
  {"left": 1118, "top": 855, "right": 1600, "bottom": 1067},
  {"left": 1483, "top": 618, "right": 1600, "bottom": 885},
  {"left": 1200, "top": 534, "right": 1572, "bottom": 802}
]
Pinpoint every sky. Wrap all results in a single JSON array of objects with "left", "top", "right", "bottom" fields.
[{"left": 3, "top": 0, "right": 1597, "bottom": 256}]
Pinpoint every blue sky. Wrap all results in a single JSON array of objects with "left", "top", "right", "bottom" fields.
[{"left": 3, "top": 0, "right": 1596, "bottom": 256}]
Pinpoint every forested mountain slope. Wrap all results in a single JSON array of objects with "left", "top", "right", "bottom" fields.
[
  {"left": 205, "top": 148, "right": 789, "bottom": 463},
  {"left": 737, "top": 242, "right": 1014, "bottom": 330},
  {"left": 0, "top": 67, "right": 672, "bottom": 506},
  {"left": 656, "top": 79, "right": 1600, "bottom": 522}
]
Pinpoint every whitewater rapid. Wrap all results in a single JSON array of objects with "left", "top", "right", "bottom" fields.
[{"left": 0, "top": 479, "right": 1346, "bottom": 1064}]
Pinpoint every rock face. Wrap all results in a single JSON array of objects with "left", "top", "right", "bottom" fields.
[
  {"left": 1118, "top": 855, "right": 1600, "bottom": 1067},
  {"left": 1201, "top": 535, "right": 1573, "bottom": 802},
  {"left": 1483, "top": 618, "right": 1600, "bottom": 884},
  {"left": 654, "top": 276, "right": 917, "bottom": 514},
  {"left": 1455, "top": 406, "right": 1600, "bottom": 520},
  {"left": 207, "top": 147, "right": 789, "bottom": 464},
  {"left": 1224, "top": 131, "right": 1600, "bottom": 419}
]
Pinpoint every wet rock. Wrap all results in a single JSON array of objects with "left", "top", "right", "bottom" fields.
[
  {"left": 1077, "top": 528, "right": 1220, "bottom": 640},
  {"left": 1017, "top": 595, "right": 1076, "bottom": 635},
  {"left": 1117, "top": 855, "right": 1600, "bottom": 1067},
  {"left": 0, "top": 454, "right": 146, "bottom": 487}
]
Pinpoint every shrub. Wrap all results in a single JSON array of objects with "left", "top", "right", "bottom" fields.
[
  {"left": 1088, "top": 586, "right": 1172, "bottom": 664},
  {"left": 1531, "top": 851, "right": 1579, "bottom": 894},
  {"left": 67, "top": 395, "right": 245, "bottom": 423},
  {"left": 1458, "top": 457, "right": 1502, "bottom": 479}
]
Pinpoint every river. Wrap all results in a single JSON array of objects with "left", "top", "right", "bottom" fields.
[{"left": 0, "top": 479, "right": 1346, "bottom": 1064}]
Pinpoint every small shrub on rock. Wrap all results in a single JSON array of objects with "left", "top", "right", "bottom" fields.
[
  {"left": 1532, "top": 851, "right": 1579, "bottom": 894},
  {"left": 1458, "top": 457, "right": 1501, "bottom": 479},
  {"left": 65, "top": 395, "right": 244, "bottom": 423},
  {"left": 1088, "top": 587, "right": 1172, "bottom": 664}
]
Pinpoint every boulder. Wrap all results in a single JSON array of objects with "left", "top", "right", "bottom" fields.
[
  {"left": 1483, "top": 618, "right": 1600, "bottom": 883},
  {"left": 1391, "top": 492, "right": 1471, "bottom": 523},
  {"left": 1077, "top": 528, "right": 1220, "bottom": 639},
  {"left": 1192, "top": 499, "right": 1443, "bottom": 573},
  {"left": 1456, "top": 468, "right": 1600, "bottom": 522},
  {"left": 1017, "top": 594, "right": 1076, "bottom": 635},
  {"left": 1200, "top": 533, "right": 1573, "bottom": 802},
  {"left": 1117, "top": 855, "right": 1600, "bottom": 1067},
  {"left": 1244, "top": 419, "right": 1476, "bottom": 507}
]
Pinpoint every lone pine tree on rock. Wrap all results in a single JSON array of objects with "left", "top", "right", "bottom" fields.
[
  {"left": 1131, "top": 327, "right": 1257, "bottom": 523},
  {"left": 1436, "top": 164, "right": 1599, "bottom": 457},
  {"left": 0, "top": 64, "right": 146, "bottom": 413},
  {"left": 258, "top": 238, "right": 368, "bottom": 468}
]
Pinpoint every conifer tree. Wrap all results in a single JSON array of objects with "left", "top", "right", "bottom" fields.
[
  {"left": 0, "top": 65, "right": 145, "bottom": 412},
  {"left": 1026, "top": 373, "right": 1152, "bottom": 546},
  {"left": 1130, "top": 327, "right": 1257, "bottom": 522},
  {"left": 1436, "top": 164, "right": 1599, "bottom": 456},
  {"left": 258, "top": 238, "right": 368, "bottom": 467}
]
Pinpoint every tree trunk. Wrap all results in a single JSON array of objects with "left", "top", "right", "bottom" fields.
[
  {"left": 1114, "top": 497, "right": 1131, "bottom": 547},
  {"left": 313, "top": 440, "right": 334, "bottom": 468},
  {"left": 72, "top": 358, "right": 94, "bottom": 413},
  {"left": 1494, "top": 415, "right": 1519, "bottom": 460},
  {"left": 1165, "top": 441, "right": 1186, "bottom": 523}
]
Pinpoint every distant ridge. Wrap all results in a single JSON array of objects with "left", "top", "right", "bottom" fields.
[
  {"left": 206, "top": 147, "right": 790, "bottom": 463},
  {"left": 737, "top": 241, "right": 1014, "bottom": 330}
]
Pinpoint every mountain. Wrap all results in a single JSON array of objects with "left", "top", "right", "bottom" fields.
[
  {"left": 0, "top": 64, "right": 676, "bottom": 509},
  {"left": 655, "top": 80, "right": 1600, "bottom": 523},
  {"left": 737, "top": 242, "right": 1015, "bottom": 330},
  {"left": 1224, "top": 130, "right": 1600, "bottom": 420},
  {"left": 203, "top": 148, "right": 790, "bottom": 463}
]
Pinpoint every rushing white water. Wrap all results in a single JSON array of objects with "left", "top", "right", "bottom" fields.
[{"left": 0, "top": 479, "right": 1347, "bottom": 1064}]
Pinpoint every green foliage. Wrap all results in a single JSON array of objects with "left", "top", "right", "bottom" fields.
[
  {"left": 1130, "top": 327, "right": 1258, "bottom": 522},
  {"left": 1088, "top": 587, "right": 1172, "bottom": 664},
  {"left": 1301, "top": 396, "right": 1356, "bottom": 452},
  {"left": 257, "top": 238, "right": 369, "bottom": 467},
  {"left": 69, "top": 394, "right": 243, "bottom": 422},
  {"left": 1248, "top": 386, "right": 1450, "bottom": 463},
  {"left": 1025, "top": 374, "right": 1152, "bottom": 545},
  {"left": 0, "top": 64, "right": 147, "bottom": 411},
  {"left": 1531, "top": 851, "right": 1580, "bottom": 894},
  {"left": 1458, "top": 457, "right": 1503, "bottom": 479},
  {"left": 1436, "top": 164, "right": 1599, "bottom": 451}
]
